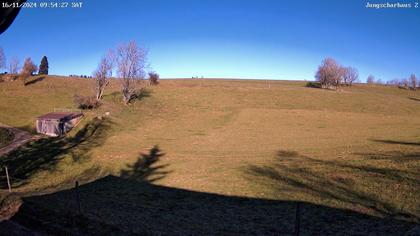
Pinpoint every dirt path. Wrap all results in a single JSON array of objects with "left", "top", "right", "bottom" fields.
[{"left": 0, "top": 124, "right": 34, "bottom": 157}]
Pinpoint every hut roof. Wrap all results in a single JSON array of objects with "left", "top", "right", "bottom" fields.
[{"left": 37, "top": 112, "right": 82, "bottom": 121}]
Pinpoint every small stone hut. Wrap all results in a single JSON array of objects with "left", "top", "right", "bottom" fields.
[{"left": 36, "top": 112, "right": 83, "bottom": 136}]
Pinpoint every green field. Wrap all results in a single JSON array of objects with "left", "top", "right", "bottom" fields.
[{"left": 0, "top": 75, "right": 419, "bottom": 234}]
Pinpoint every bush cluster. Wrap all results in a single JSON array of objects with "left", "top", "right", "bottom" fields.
[
  {"left": 74, "top": 95, "right": 100, "bottom": 109},
  {"left": 148, "top": 72, "right": 159, "bottom": 85}
]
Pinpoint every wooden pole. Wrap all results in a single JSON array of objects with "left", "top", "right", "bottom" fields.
[
  {"left": 5, "top": 166, "right": 11, "bottom": 192},
  {"left": 295, "top": 202, "right": 301, "bottom": 236}
]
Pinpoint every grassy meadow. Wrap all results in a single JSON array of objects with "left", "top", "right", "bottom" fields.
[{"left": 0, "top": 75, "right": 419, "bottom": 233}]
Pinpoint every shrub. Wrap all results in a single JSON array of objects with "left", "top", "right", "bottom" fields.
[
  {"left": 148, "top": 72, "right": 159, "bottom": 85},
  {"left": 74, "top": 95, "right": 100, "bottom": 109},
  {"left": 305, "top": 81, "right": 321, "bottom": 88}
]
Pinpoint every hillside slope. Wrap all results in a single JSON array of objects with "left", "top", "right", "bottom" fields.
[{"left": 0, "top": 76, "right": 419, "bottom": 230}]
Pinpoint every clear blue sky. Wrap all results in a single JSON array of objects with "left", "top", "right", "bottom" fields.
[{"left": 0, "top": 0, "right": 419, "bottom": 81}]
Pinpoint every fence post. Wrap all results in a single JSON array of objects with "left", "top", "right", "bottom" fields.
[
  {"left": 295, "top": 202, "right": 301, "bottom": 236},
  {"left": 75, "top": 181, "right": 82, "bottom": 214},
  {"left": 5, "top": 166, "right": 11, "bottom": 193}
]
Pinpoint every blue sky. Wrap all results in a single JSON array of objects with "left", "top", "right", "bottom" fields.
[{"left": 0, "top": 0, "right": 419, "bottom": 81}]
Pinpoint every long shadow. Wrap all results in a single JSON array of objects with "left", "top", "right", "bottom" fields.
[
  {"left": 1, "top": 175, "right": 417, "bottom": 235},
  {"left": 24, "top": 76, "right": 45, "bottom": 86},
  {"left": 358, "top": 151, "right": 420, "bottom": 163},
  {"left": 1, "top": 145, "right": 418, "bottom": 234},
  {"left": 408, "top": 97, "right": 420, "bottom": 102},
  {"left": 120, "top": 145, "right": 171, "bottom": 183},
  {"left": 102, "top": 91, "right": 120, "bottom": 99},
  {"left": 372, "top": 139, "right": 420, "bottom": 147},
  {"left": 0, "top": 117, "right": 113, "bottom": 188},
  {"left": 0, "top": 147, "right": 418, "bottom": 235},
  {"left": 245, "top": 150, "right": 420, "bottom": 224},
  {"left": 102, "top": 89, "right": 151, "bottom": 103},
  {"left": 133, "top": 88, "right": 151, "bottom": 101}
]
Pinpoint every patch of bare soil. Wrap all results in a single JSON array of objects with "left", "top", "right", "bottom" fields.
[{"left": 0, "top": 124, "right": 36, "bottom": 157}]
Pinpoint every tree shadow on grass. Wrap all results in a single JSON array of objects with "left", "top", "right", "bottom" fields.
[
  {"left": 120, "top": 145, "right": 171, "bottom": 183},
  {"left": 361, "top": 139, "right": 420, "bottom": 163},
  {"left": 408, "top": 97, "right": 420, "bottom": 102},
  {"left": 102, "top": 91, "right": 120, "bottom": 99},
  {"left": 0, "top": 117, "right": 113, "bottom": 188},
  {"left": 24, "top": 76, "right": 45, "bottom": 86},
  {"left": 2, "top": 151, "right": 418, "bottom": 236},
  {"left": 2, "top": 178, "right": 417, "bottom": 235},
  {"left": 372, "top": 138, "right": 420, "bottom": 147},
  {"left": 132, "top": 88, "right": 151, "bottom": 101},
  {"left": 245, "top": 150, "right": 420, "bottom": 224},
  {"left": 359, "top": 151, "right": 420, "bottom": 164},
  {"left": 102, "top": 89, "right": 151, "bottom": 103}
]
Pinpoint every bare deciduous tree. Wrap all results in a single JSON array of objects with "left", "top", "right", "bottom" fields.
[
  {"left": 0, "top": 47, "right": 5, "bottom": 69},
  {"left": 366, "top": 75, "right": 375, "bottom": 84},
  {"left": 315, "top": 57, "right": 344, "bottom": 89},
  {"left": 342, "top": 67, "right": 358, "bottom": 86},
  {"left": 116, "top": 41, "right": 147, "bottom": 104},
  {"left": 8, "top": 57, "right": 20, "bottom": 80},
  {"left": 409, "top": 74, "right": 417, "bottom": 90},
  {"left": 94, "top": 50, "right": 115, "bottom": 100},
  {"left": 21, "top": 57, "right": 37, "bottom": 85}
]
